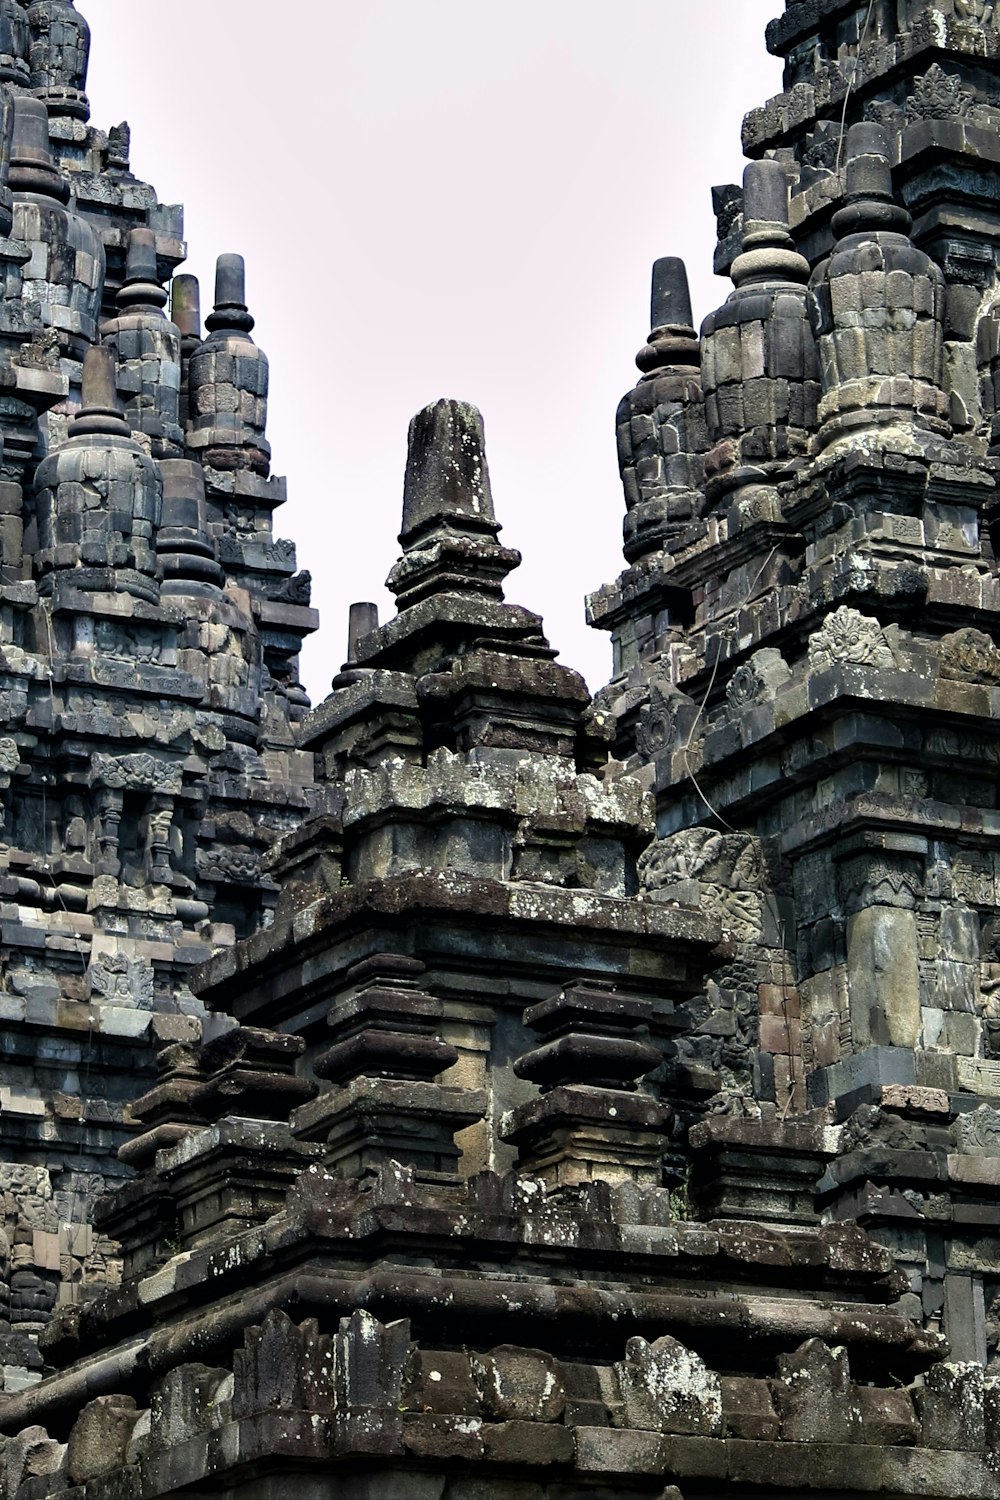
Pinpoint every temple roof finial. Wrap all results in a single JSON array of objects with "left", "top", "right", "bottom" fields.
[{"left": 400, "top": 398, "right": 496, "bottom": 544}]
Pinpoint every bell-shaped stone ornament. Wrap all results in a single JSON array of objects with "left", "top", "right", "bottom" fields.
[
  {"left": 700, "top": 157, "right": 819, "bottom": 498},
  {"left": 809, "top": 122, "right": 949, "bottom": 452},
  {"left": 26, "top": 0, "right": 89, "bottom": 120},
  {"left": 10, "top": 93, "right": 103, "bottom": 358},
  {"left": 186, "top": 254, "right": 270, "bottom": 475},
  {"left": 0, "top": 0, "right": 29, "bottom": 88},
  {"left": 34, "top": 344, "right": 162, "bottom": 602},
  {"left": 102, "top": 227, "right": 183, "bottom": 458},
  {"left": 617, "top": 255, "right": 708, "bottom": 562}
]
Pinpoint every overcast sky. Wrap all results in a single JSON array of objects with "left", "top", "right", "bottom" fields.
[{"left": 83, "top": 1, "right": 783, "bottom": 703}]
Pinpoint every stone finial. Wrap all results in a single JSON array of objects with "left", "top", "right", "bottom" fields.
[
  {"left": 116, "top": 226, "right": 166, "bottom": 312},
  {"left": 618, "top": 255, "right": 707, "bottom": 563},
  {"left": 347, "top": 601, "right": 378, "bottom": 663},
  {"left": 810, "top": 119, "right": 948, "bottom": 448},
  {"left": 105, "top": 118, "right": 128, "bottom": 170},
  {"left": 104, "top": 227, "right": 182, "bottom": 456},
  {"left": 205, "top": 252, "right": 254, "bottom": 336},
  {"left": 172, "top": 273, "right": 201, "bottom": 433},
  {"left": 831, "top": 121, "right": 910, "bottom": 239},
  {"left": 651, "top": 255, "right": 694, "bottom": 332},
  {"left": 731, "top": 159, "right": 809, "bottom": 290},
  {"left": 9, "top": 87, "right": 102, "bottom": 357},
  {"left": 34, "top": 343, "right": 163, "bottom": 601},
  {"left": 699, "top": 155, "right": 819, "bottom": 496},
  {"left": 156, "top": 458, "right": 224, "bottom": 593},
  {"left": 9, "top": 91, "right": 66, "bottom": 200},
  {"left": 26, "top": 0, "right": 90, "bottom": 121},
  {"left": 171, "top": 273, "right": 201, "bottom": 343},
  {"left": 400, "top": 398, "right": 496, "bottom": 543},
  {"left": 388, "top": 398, "right": 520, "bottom": 608},
  {"left": 69, "top": 344, "right": 128, "bottom": 439},
  {"left": 636, "top": 256, "right": 699, "bottom": 375}
]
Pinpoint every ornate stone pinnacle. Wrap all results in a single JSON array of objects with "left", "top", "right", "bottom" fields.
[{"left": 26, "top": 0, "right": 90, "bottom": 121}]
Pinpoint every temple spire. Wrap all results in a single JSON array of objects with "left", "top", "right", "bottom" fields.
[
  {"left": 102, "top": 226, "right": 183, "bottom": 457},
  {"left": 400, "top": 398, "right": 496, "bottom": 541},
  {"left": 26, "top": 0, "right": 90, "bottom": 121},
  {"left": 388, "top": 399, "right": 519, "bottom": 608},
  {"left": 187, "top": 252, "right": 270, "bottom": 474}
]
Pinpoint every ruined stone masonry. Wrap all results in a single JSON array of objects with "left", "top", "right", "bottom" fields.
[{"left": 8, "top": 0, "right": 1000, "bottom": 1496}]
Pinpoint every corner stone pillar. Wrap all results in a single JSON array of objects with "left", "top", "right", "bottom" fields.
[{"left": 821, "top": 837, "right": 925, "bottom": 1098}]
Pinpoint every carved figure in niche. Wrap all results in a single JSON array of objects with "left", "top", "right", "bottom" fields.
[
  {"left": 940, "top": 628, "right": 1000, "bottom": 683},
  {"left": 142, "top": 798, "right": 175, "bottom": 886},
  {"left": 88, "top": 953, "right": 154, "bottom": 1009},
  {"left": 639, "top": 828, "right": 766, "bottom": 941},
  {"left": 982, "top": 975, "right": 1000, "bottom": 1058},
  {"left": 0, "top": 736, "right": 18, "bottom": 843},
  {"left": 956, "top": 0, "right": 994, "bottom": 22}
]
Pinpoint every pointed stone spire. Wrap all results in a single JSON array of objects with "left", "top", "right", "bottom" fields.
[
  {"left": 26, "top": 0, "right": 89, "bottom": 121},
  {"left": 700, "top": 156, "right": 818, "bottom": 499},
  {"left": 810, "top": 122, "right": 949, "bottom": 451},
  {"left": 387, "top": 399, "right": 520, "bottom": 609},
  {"left": 187, "top": 253, "right": 270, "bottom": 475},
  {"left": 34, "top": 344, "right": 162, "bottom": 602},
  {"left": 617, "top": 255, "right": 707, "bottom": 563},
  {"left": 102, "top": 226, "right": 183, "bottom": 457}
]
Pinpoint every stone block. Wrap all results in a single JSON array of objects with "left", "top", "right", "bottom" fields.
[
  {"left": 66, "top": 1395, "right": 143, "bottom": 1483},
  {"left": 574, "top": 1425, "right": 668, "bottom": 1474},
  {"left": 471, "top": 1346, "right": 565, "bottom": 1424},
  {"left": 483, "top": 1420, "right": 573, "bottom": 1465},
  {"left": 614, "top": 1336, "right": 722, "bottom": 1437}
]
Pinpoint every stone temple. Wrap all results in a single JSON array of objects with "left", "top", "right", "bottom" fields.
[{"left": 10, "top": 0, "right": 1000, "bottom": 1494}]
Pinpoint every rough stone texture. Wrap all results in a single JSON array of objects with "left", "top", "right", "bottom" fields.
[
  {"left": 6, "top": 2, "right": 1000, "bottom": 1499},
  {"left": 0, "top": 0, "right": 318, "bottom": 1400}
]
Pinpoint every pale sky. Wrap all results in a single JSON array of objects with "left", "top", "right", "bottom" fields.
[{"left": 83, "top": 1, "right": 783, "bottom": 703}]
